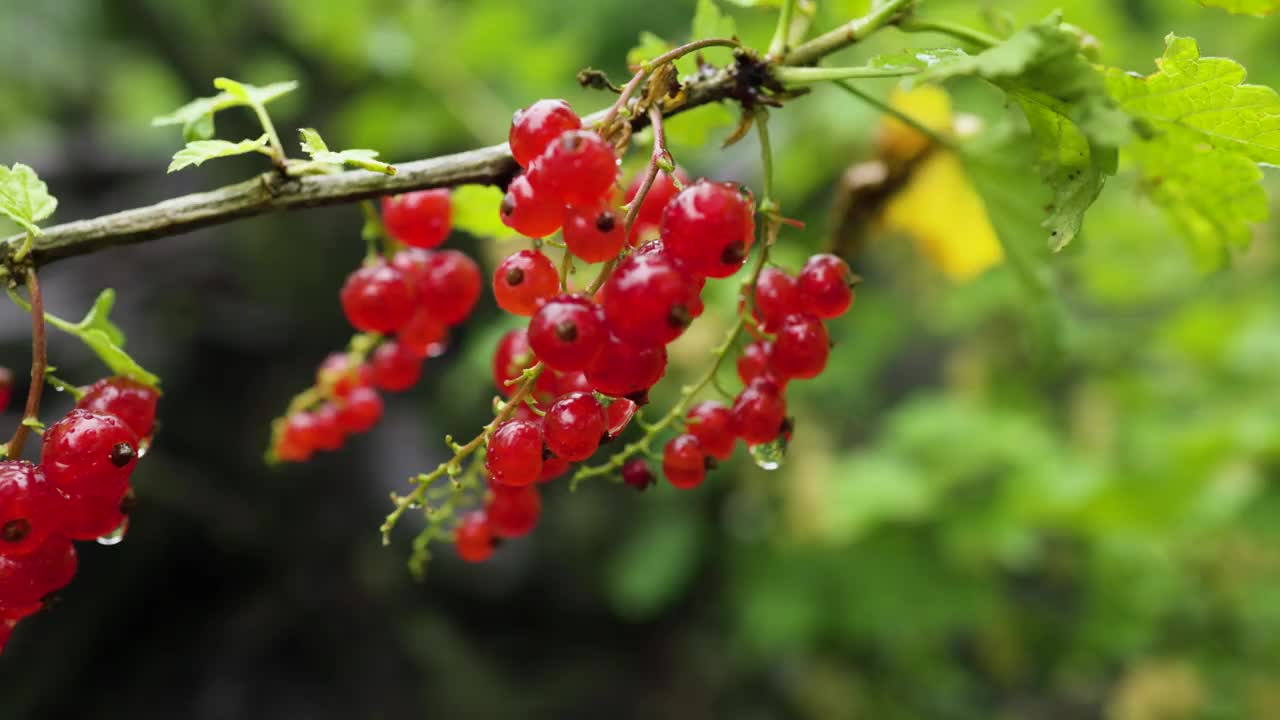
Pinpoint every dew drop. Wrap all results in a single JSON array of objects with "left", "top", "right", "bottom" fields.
[
  {"left": 96, "top": 520, "right": 129, "bottom": 546},
  {"left": 749, "top": 438, "right": 786, "bottom": 471}
]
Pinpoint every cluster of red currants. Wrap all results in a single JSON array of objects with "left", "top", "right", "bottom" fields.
[
  {"left": 0, "top": 376, "right": 159, "bottom": 653},
  {"left": 272, "top": 189, "right": 483, "bottom": 462},
  {"left": 450, "top": 99, "right": 856, "bottom": 562}
]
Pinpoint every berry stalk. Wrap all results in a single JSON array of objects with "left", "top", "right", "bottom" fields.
[
  {"left": 6, "top": 269, "right": 46, "bottom": 459},
  {"left": 598, "top": 37, "right": 741, "bottom": 132}
]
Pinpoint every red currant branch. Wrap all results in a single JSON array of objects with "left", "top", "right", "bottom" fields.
[
  {"left": 784, "top": 0, "right": 915, "bottom": 67},
  {"left": 6, "top": 268, "right": 47, "bottom": 458},
  {"left": 598, "top": 37, "right": 742, "bottom": 132}
]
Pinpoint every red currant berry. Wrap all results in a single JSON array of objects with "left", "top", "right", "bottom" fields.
[
  {"left": 563, "top": 201, "right": 625, "bottom": 263},
  {"left": 798, "top": 253, "right": 855, "bottom": 319},
  {"left": 310, "top": 403, "right": 347, "bottom": 452},
  {"left": 389, "top": 248, "right": 432, "bottom": 288},
  {"left": 660, "top": 180, "right": 755, "bottom": 278},
  {"left": 340, "top": 261, "right": 417, "bottom": 333},
  {"left": 585, "top": 334, "right": 667, "bottom": 398},
  {"left": 663, "top": 434, "right": 708, "bottom": 490},
  {"left": 543, "top": 392, "right": 606, "bottom": 462},
  {"left": 336, "top": 386, "right": 383, "bottom": 434},
  {"left": 771, "top": 314, "right": 830, "bottom": 380},
  {"left": 492, "top": 329, "right": 537, "bottom": 397},
  {"left": 0, "top": 462, "right": 57, "bottom": 557},
  {"left": 398, "top": 307, "right": 449, "bottom": 359},
  {"left": 41, "top": 410, "right": 138, "bottom": 499},
  {"left": 75, "top": 376, "right": 159, "bottom": 440},
  {"left": 602, "top": 253, "right": 701, "bottom": 347},
  {"left": 737, "top": 340, "right": 776, "bottom": 386},
  {"left": 539, "top": 453, "right": 571, "bottom": 483},
  {"left": 486, "top": 482, "right": 541, "bottom": 538},
  {"left": 510, "top": 99, "right": 581, "bottom": 168},
  {"left": 620, "top": 458, "right": 655, "bottom": 491},
  {"left": 535, "top": 130, "right": 618, "bottom": 207},
  {"left": 731, "top": 377, "right": 788, "bottom": 445},
  {"left": 494, "top": 249, "right": 559, "bottom": 316},
  {"left": 500, "top": 173, "right": 563, "bottom": 238},
  {"left": 370, "top": 341, "right": 423, "bottom": 392},
  {"left": 381, "top": 189, "right": 451, "bottom": 249},
  {"left": 278, "top": 412, "right": 319, "bottom": 462},
  {"left": 605, "top": 398, "right": 638, "bottom": 438},
  {"left": 419, "top": 250, "right": 482, "bottom": 326},
  {"left": 528, "top": 294, "right": 607, "bottom": 373},
  {"left": 317, "top": 353, "right": 372, "bottom": 399},
  {"left": 685, "top": 401, "right": 735, "bottom": 461},
  {"left": 0, "top": 535, "right": 77, "bottom": 607},
  {"left": 59, "top": 486, "right": 133, "bottom": 541},
  {"left": 454, "top": 511, "right": 496, "bottom": 563},
  {"left": 625, "top": 167, "right": 689, "bottom": 244},
  {"left": 749, "top": 267, "right": 801, "bottom": 331},
  {"left": 553, "top": 370, "right": 593, "bottom": 396},
  {"left": 485, "top": 420, "right": 544, "bottom": 487}
]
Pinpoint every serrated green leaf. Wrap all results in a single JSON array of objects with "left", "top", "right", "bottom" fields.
[
  {"left": 627, "top": 32, "right": 672, "bottom": 69},
  {"left": 153, "top": 79, "right": 296, "bottom": 142},
  {"left": 0, "top": 163, "right": 57, "bottom": 236},
  {"left": 23, "top": 289, "right": 160, "bottom": 388},
  {"left": 451, "top": 185, "right": 517, "bottom": 239},
  {"left": 1107, "top": 36, "right": 1280, "bottom": 165},
  {"left": 1106, "top": 35, "right": 1279, "bottom": 266},
  {"left": 912, "top": 16, "right": 1127, "bottom": 250},
  {"left": 1198, "top": 0, "right": 1280, "bottom": 15},
  {"left": 167, "top": 135, "right": 271, "bottom": 173},
  {"left": 211, "top": 78, "right": 298, "bottom": 107},
  {"left": 298, "top": 128, "right": 396, "bottom": 175}
]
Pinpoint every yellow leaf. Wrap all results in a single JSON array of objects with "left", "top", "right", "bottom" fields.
[{"left": 877, "top": 85, "right": 953, "bottom": 169}]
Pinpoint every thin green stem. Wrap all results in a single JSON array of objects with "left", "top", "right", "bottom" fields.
[
  {"left": 756, "top": 109, "right": 776, "bottom": 208},
  {"left": 785, "top": 0, "right": 913, "bottom": 66},
  {"left": 251, "top": 102, "right": 287, "bottom": 169},
  {"left": 768, "top": 0, "right": 798, "bottom": 58},
  {"left": 599, "top": 37, "right": 740, "bottom": 131},
  {"left": 834, "top": 80, "right": 956, "bottom": 151},
  {"left": 773, "top": 65, "right": 921, "bottom": 86},
  {"left": 899, "top": 16, "right": 999, "bottom": 49}
]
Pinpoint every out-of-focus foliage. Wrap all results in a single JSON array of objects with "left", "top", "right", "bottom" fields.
[{"left": 1, "top": 1, "right": 1280, "bottom": 719}]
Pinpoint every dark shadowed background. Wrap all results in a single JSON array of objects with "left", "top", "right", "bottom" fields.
[{"left": 2, "top": 1, "right": 1280, "bottom": 718}]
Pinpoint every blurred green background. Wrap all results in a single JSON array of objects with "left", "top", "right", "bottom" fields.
[{"left": 2, "top": 1, "right": 1280, "bottom": 718}]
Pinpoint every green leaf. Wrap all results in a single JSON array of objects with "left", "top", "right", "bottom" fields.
[
  {"left": 16, "top": 289, "right": 160, "bottom": 387},
  {"left": 686, "top": 0, "right": 737, "bottom": 72},
  {"left": 627, "top": 32, "right": 671, "bottom": 69},
  {"left": 152, "top": 79, "right": 297, "bottom": 142},
  {"left": 1198, "top": 0, "right": 1280, "bottom": 15},
  {"left": 298, "top": 128, "right": 396, "bottom": 175},
  {"left": 0, "top": 163, "right": 57, "bottom": 236},
  {"left": 451, "top": 185, "right": 517, "bottom": 239},
  {"left": 1106, "top": 35, "right": 1279, "bottom": 265},
  {"left": 913, "top": 15, "right": 1128, "bottom": 250},
  {"left": 167, "top": 135, "right": 271, "bottom": 173},
  {"left": 79, "top": 288, "right": 125, "bottom": 347}
]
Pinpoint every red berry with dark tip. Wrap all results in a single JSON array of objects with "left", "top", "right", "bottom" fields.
[
  {"left": 731, "top": 377, "right": 788, "bottom": 445},
  {"left": 625, "top": 167, "right": 689, "bottom": 244},
  {"left": 798, "top": 253, "right": 855, "bottom": 319},
  {"left": 500, "top": 173, "right": 563, "bottom": 238},
  {"left": 41, "top": 410, "right": 138, "bottom": 499},
  {"left": 585, "top": 334, "right": 667, "bottom": 398},
  {"left": 0, "top": 462, "right": 57, "bottom": 557},
  {"left": 510, "top": 99, "right": 582, "bottom": 168},
  {"left": 663, "top": 434, "right": 708, "bottom": 490},
  {"left": 661, "top": 180, "right": 755, "bottom": 278},
  {"left": 602, "top": 252, "right": 701, "bottom": 347},
  {"left": 381, "top": 189, "right": 452, "bottom": 249},
  {"left": 0, "top": 535, "right": 76, "bottom": 608},
  {"left": 749, "top": 267, "right": 801, "bottom": 331},
  {"left": 75, "top": 376, "right": 159, "bottom": 440},
  {"left": 336, "top": 386, "right": 383, "bottom": 434},
  {"left": 494, "top": 249, "right": 559, "bottom": 316},
  {"left": 418, "top": 250, "right": 482, "bottom": 326},
  {"left": 370, "top": 341, "right": 423, "bottom": 392},
  {"left": 535, "top": 130, "right": 618, "bottom": 207},
  {"left": 486, "top": 482, "right": 541, "bottom": 538},
  {"left": 685, "top": 401, "right": 735, "bottom": 461},
  {"left": 544, "top": 392, "right": 607, "bottom": 462},
  {"left": 340, "top": 261, "right": 417, "bottom": 333},
  {"left": 563, "top": 202, "right": 625, "bottom": 262},
  {"left": 621, "top": 459, "right": 655, "bottom": 491},
  {"left": 771, "top": 314, "right": 830, "bottom": 380},
  {"left": 528, "top": 294, "right": 607, "bottom": 373},
  {"left": 398, "top": 307, "right": 449, "bottom": 359},
  {"left": 485, "top": 420, "right": 544, "bottom": 487},
  {"left": 737, "top": 340, "right": 776, "bottom": 386},
  {"left": 454, "top": 511, "right": 495, "bottom": 563}
]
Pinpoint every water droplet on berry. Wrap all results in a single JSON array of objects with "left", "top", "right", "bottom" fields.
[
  {"left": 95, "top": 520, "right": 129, "bottom": 546},
  {"left": 749, "top": 438, "right": 786, "bottom": 470}
]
